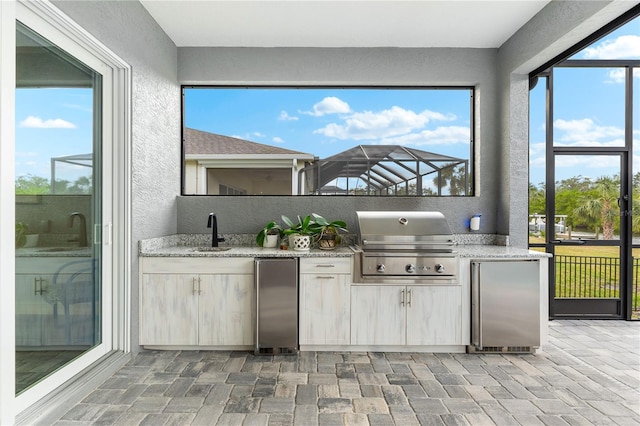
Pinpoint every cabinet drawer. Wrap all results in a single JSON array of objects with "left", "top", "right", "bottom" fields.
[
  {"left": 141, "top": 257, "right": 254, "bottom": 274},
  {"left": 300, "top": 257, "right": 351, "bottom": 274}
]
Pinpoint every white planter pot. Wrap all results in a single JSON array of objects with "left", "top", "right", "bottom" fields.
[
  {"left": 290, "top": 235, "right": 311, "bottom": 251},
  {"left": 263, "top": 234, "right": 279, "bottom": 248}
]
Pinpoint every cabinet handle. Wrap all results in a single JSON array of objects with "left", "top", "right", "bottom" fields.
[
  {"left": 315, "top": 264, "right": 335, "bottom": 268},
  {"left": 407, "top": 289, "right": 412, "bottom": 307},
  {"left": 315, "top": 276, "right": 335, "bottom": 279},
  {"left": 401, "top": 289, "right": 405, "bottom": 306},
  {"left": 192, "top": 277, "right": 198, "bottom": 295},
  {"left": 198, "top": 276, "right": 202, "bottom": 295},
  {"left": 34, "top": 277, "right": 47, "bottom": 295}
]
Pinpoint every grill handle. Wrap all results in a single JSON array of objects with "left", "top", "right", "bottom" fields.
[{"left": 362, "top": 240, "right": 454, "bottom": 248}]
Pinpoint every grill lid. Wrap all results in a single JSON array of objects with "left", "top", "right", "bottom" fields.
[{"left": 356, "top": 211, "right": 454, "bottom": 251}]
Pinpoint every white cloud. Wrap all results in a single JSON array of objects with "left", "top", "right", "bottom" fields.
[
  {"left": 278, "top": 111, "right": 298, "bottom": 121},
  {"left": 555, "top": 155, "right": 619, "bottom": 171},
  {"left": 301, "top": 97, "right": 351, "bottom": 117},
  {"left": 272, "top": 137, "right": 284, "bottom": 143},
  {"left": 376, "top": 125, "right": 469, "bottom": 147},
  {"left": 582, "top": 35, "right": 640, "bottom": 59},
  {"left": 314, "top": 106, "right": 455, "bottom": 141},
  {"left": 19, "top": 116, "right": 76, "bottom": 129},
  {"left": 605, "top": 68, "right": 640, "bottom": 84},
  {"left": 252, "top": 132, "right": 265, "bottom": 138},
  {"left": 553, "top": 118, "right": 624, "bottom": 146}
]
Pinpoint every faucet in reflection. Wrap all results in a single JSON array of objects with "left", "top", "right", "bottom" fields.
[
  {"left": 68, "top": 212, "right": 88, "bottom": 247},
  {"left": 207, "top": 212, "right": 225, "bottom": 247}
]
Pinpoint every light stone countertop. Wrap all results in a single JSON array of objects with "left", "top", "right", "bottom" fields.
[
  {"left": 455, "top": 245, "right": 551, "bottom": 259},
  {"left": 139, "top": 234, "right": 550, "bottom": 259},
  {"left": 140, "top": 245, "right": 354, "bottom": 258}
]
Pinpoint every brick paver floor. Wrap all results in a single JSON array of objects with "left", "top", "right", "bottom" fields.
[{"left": 54, "top": 320, "right": 640, "bottom": 425}]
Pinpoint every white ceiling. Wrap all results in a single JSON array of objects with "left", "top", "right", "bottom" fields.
[{"left": 140, "top": 0, "right": 551, "bottom": 48}]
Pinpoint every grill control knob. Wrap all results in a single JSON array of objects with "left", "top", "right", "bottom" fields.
[
  {"left": 405, "top": 264, "right": 416, "bottom": 273},
  {"left": 376, "top": 264, "right": 386, "bottom": 273},
  {"left": 435, "top": 263, "right": 445, "bottom": 273}
]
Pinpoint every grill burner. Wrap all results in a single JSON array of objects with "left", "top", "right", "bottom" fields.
[{"left": 353, "top": 211, "right": 458, "bottom": 283}]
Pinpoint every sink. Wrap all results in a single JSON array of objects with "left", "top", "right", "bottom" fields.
[
  {"left": 191, "top": 247, "right": 232, "bottom": 252},
  {"left": 38, "top": 247, "right": 87, "bottom": 252}
]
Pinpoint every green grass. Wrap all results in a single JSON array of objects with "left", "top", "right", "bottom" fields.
[{"left": 529, "top": 236, "right": 640, "bottom": 317}]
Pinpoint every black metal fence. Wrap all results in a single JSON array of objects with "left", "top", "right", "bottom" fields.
[{"left": 554, "top": 255, "right": 640, "bottom": 318}]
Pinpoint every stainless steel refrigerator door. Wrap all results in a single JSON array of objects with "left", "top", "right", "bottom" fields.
[
  {"left": 255, "top": 258, "right": 298, "bottom": 352},
  {"left": 471, "top": 260, "right": 540, "bottom": 349}
]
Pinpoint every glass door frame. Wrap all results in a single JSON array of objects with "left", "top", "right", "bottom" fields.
[
  {"left": 0, "top": 1, "right": 131, "bottom": 422},
  {"left": 541, "top": 65, "right": 634, "bottom": 320}
]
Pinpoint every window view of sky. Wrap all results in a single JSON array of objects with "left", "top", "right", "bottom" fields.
[
  {"left": 529, "top": 17, "right": 640, "bottom": 186},
  {"left": 184, "top": 87, "right": 472, "bottom": 164}
]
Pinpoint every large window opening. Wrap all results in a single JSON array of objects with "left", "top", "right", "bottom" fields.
[{"left": 182, "top": 87, "right": 474, "bottom": 196}]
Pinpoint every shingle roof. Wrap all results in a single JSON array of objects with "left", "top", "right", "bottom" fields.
[{"left": 184, "top": 128, "right": 313, "bottom": 157}]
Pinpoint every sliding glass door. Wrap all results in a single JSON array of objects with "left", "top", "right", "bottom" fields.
[{"left": 15, "top": 20, "right": 108, "bottom": 396}]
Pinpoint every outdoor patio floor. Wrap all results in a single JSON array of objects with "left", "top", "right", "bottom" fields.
[{"left": 54, "top": 320, "right": 640, "bottom": 426}]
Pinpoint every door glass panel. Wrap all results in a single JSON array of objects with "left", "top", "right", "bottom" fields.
[
  {"left": 553, "top": 154, "right": 621, "bottom": 304},
  {"left": 553, "top": 155, "right": 621, "bottom": 241},
  {"left": 553, "top": 68, "right": 626, "bottom": 147},
  {"left": 15, "top": 22, "right": 102, "bottom": 394}
]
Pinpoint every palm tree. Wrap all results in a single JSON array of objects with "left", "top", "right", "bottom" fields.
[
  {"left": 573, "top": 176, "right": 619, "bottom": 240},
  {"left": 434, "top": 163, "right": 467, "bottom": 195}
]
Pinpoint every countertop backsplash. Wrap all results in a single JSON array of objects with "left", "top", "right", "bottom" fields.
[{"left": 139, "top": 233, "right": 507, "bottom": 254}]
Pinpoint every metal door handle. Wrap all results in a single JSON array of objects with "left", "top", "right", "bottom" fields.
[
  {"left": 315, "top": 264, "right": 335, "bottom": 268},
  {"left": 198, "top": 276, "right": 202, "bottom": 295},
  {"left": 315, "top": 276, "right": 336, "bottom": 279},
  {"left": 401, "top": 289, "right": 405, "bottom": 306},
  {"left": 407, "top": 289, "right": 412, "bottom": 307},
  {"left": 192, "top": 277, "right": 198, "bottom": 295},
  {"left": 551, "top": 239, "right": 585, "bottom": 245}
]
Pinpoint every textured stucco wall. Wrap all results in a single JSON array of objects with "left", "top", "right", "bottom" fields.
[
  {"left": 177, "top": 47, "right": 499, "bottom": 236},
  {"left": 495, "top": 0, "right": 638, "bottom": 247},
  {"left": 52, "top": 0, "right": 179, "bottom": 352}
]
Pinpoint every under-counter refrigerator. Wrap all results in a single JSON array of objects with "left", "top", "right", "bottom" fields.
[
  {"left": 471, "top": 259, "right": 540, "bottom": 351},
  {"left": 255, "top": 258, "right": 298, "bottom": 354}
]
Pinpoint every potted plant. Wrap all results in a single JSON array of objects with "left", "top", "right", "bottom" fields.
[
  {"left": 311, "top": 213, "right": 348, "bottom": 250},
  {"left": 282, "top": 214, "right": 316, "bottom": 251},
  {"left": 15, "top": 222, "right": 29, "bottom": 248},
  {"left": 256, "top": 220, "right": 283, "bottom": 248}
]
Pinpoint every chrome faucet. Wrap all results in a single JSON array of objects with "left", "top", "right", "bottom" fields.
[
  {"left": 207, "top": 212, "right": 225, "bottom": 247},
  {"left": 68, "top": 212, "right": 88, "bottom": 247}
]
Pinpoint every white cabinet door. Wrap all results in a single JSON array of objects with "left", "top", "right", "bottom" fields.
[
  {"left": 140, "top": 273, "right": 198, "bottom": 345},
  {"left": 15, "top": 274, "right": 48, "bottom": 346},
  {"left": 351, "top": 286, "right": 404, "bottom": 345},
  {"left": 406, "top": 286, "right": 462, "bottom": 345},
  {"left": 199, "top": 274, "right": 254, "bottom": 346},
  {"left": 299, "top": 273, "right": 350, "bottom": 345}
]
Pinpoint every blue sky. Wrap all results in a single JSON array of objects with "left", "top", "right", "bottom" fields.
[
  {"left": 528, "top": 16, "right": 640, "bottom": 186},
  {"left": 16, "top": 87, "right": 93, "bottom": 183},
  {"left": 184, "top": 87, "right": 472, "bottom": 162},
  {"left": 15, "top": 17, "right": 639, "bottom": 191}
]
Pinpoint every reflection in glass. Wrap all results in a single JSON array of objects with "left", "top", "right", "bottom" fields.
[{"left": 15, "top": 22, "right": 102, "bottom": 394}]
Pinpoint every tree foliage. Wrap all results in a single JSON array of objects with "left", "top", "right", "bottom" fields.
[
  {"left": 530, "top": 173, "right": 640, "bottom": 239},
  {"left": 15, "top": 174, "right": 92, "bottom": 195}
]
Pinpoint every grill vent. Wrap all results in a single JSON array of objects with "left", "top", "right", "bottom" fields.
[{"left": 467, "top": 346, "right": 534, "bottom": 354}]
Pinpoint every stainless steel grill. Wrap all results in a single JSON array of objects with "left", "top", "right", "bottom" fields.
[{"left": 352, "top": 211, "right": 458, "bottom": 284}]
